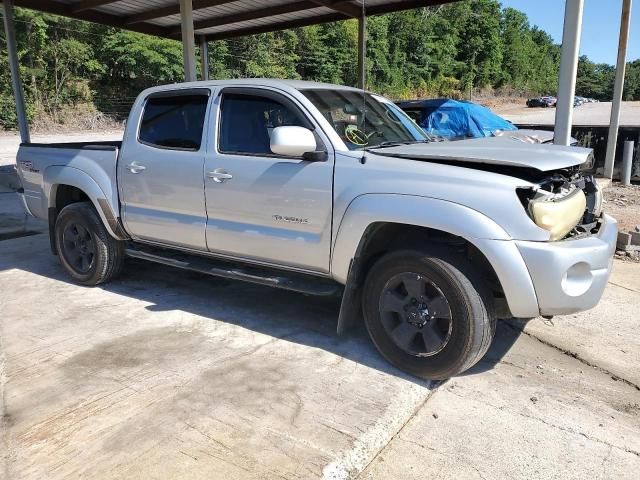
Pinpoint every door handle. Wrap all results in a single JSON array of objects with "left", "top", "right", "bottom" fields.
[
  {"left": 127, "top": 162, "right": 146, "bottom": 174},
  {"left": 207, "top": 169, "right": 233, "bottom": 183}
]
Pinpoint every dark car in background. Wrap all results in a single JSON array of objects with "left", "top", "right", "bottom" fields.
[{"left": 527, "top": 96, "right": 557, "bottom": 108}]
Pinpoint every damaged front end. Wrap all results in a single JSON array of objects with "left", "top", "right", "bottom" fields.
[{"left": 518, "top": 170, "right": 603, "bottom": 241}]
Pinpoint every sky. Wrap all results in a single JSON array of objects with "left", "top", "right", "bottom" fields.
[{"left": 500, "top": 0, "right": 640, "bottom": 64}]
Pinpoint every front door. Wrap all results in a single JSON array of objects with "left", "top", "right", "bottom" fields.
[
  {"left": 118, "top": 89, "right": 210, "bottom": 250},
  {"left": 204, "top": 87, "right": 334, "bottom": 273}
]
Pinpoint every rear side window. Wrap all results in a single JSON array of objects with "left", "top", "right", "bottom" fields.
[
  {"left": 139, "top": 94, "right": 208, "bottom": 150},
  {"left": 403, "top": 109, "right": 424, "bottom": 123}
]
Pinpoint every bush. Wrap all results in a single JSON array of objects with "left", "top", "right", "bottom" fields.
[{"left": 0, "top": 93, "right": 35, "bottom": 130}]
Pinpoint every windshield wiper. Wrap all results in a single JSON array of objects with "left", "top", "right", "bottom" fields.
[{"left": 366, "top": 140, "right": 429, "bottom": 150}]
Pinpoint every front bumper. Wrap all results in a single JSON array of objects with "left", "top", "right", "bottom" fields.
[{"left": 515, "top": 214, "right": 618, "bottom": 316}]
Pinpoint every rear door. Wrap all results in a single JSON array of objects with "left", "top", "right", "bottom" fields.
[
  {"left": 118, "top": 89, "right": 210, "bottom": 250},
  {"left": 203, "top": 87, "right": 335, "bottom": 273}
]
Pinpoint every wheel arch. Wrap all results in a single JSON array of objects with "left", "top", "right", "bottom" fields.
[
  {"left": 45, "top": 167, "right": 128, "bottom": 254},
  {"left": 333, "top": 194, "right": 539, "bottom": 333}
]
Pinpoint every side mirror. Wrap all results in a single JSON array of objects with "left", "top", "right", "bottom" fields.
[{"left": 270, "top": 126, "right": 318, "bottom": 158}]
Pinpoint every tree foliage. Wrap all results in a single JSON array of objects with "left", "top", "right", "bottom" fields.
[{"left": 0, "top": 0, "right": 637, "bottom": 129}]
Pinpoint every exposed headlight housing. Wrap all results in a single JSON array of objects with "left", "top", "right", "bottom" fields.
[{"left": 527, "top": 185, "right": 587, "bottom": 241}]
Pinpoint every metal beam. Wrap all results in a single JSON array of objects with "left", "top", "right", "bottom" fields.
[
  {"left": 200, "top": 37, "right": 209, "bottom": 81},
  {"left": 202, "top": 0, "right": 456, "bottom": 40},
  {"left": 13, "top": 0, "right": 172, "bottom": 38},
  {"left": 309, "top": 0, "right": 362, "bottom": 18},
  {"left": 2, "top": 0, "right": 30, "bottom": 143},
  {"left": 205, "top": 12, "right": 345, "bottom": 41},
  {"left": 175, "top": 1, "right": 346, "bottom": 34},
  {"left": 357, "top": 14, "right": 366, "bottom": 89},
  {"left": 554, "top": 0, "right": 584, "bottom": 146},
  {"left": 604, "top": 0, "right": 633, "bottom": 179},
  {"left": 180, "top": 0, "right": 197, "bottom": 82},
  {"left": 125, "top": 0, "right": 238, "bottom": 25},
  {"left": 72, "top": 0, "right": 122, "bottom": 13}
]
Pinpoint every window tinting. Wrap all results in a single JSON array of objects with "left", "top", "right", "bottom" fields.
[
  {"left": 139, "top": 94, "right": 208, "bottom": 150},
  {"left": 219, "top": 93, "right": 309, "bottom": 155}
]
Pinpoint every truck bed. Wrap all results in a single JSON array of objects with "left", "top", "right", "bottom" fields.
[{"left": 16, "top": 141, "right": 122, "bottom": 222}]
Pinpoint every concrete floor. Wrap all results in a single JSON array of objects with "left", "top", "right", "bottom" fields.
[{"left": 1, "top": 228, "right": 639, "bottom": 479}]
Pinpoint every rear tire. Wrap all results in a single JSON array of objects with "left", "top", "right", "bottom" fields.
[
  {"left": 54, "top": 202, "right": 124, "bottom": 286},
  {"left": 362, "top": 248, "right": 496, "bottom": 380}
]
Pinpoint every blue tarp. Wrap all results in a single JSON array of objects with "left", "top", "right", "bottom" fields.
[{"left": 397, "top": 99, "right": 518, "bottom": 139}]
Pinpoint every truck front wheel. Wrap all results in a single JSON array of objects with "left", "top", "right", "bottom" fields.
[
  {"left": 362, "top": 248, "right": 496, "bottom": 380},
  {"left": 54, "top": 202, "right": 124, "bottom": 286}
]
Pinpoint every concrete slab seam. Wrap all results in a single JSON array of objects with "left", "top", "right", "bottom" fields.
[
  {"left": 608, "top": 280, "right": 640, "bottom": 294},
  {"left": 322, "top": 382, "right": 440, "bottom": 480},
  {"left": 504, "top": 322, "right": 640, "bottom": 392},
  {"left": 353, "top": 385, "right": 445, "bottom": 479},
  {"left": 445, "top": 385, "right": 640, "bottom": 458}
]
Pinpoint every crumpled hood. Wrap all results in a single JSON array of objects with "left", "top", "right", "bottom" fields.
[
  {"left": 494, "top": 128, "right": 579, "bottom": 146},
  {"left": 372, "top": 136, "right": 591, "bottom": 172}
]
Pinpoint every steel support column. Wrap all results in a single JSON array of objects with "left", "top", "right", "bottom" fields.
[
  {"left": 2, "top": 0, "right": 30, "bottom": 143},
  {"left": 604, "top": 0, "right": 633, "bottom": 179},
  {"left": 199, "top": 36, "right": 209, "bottom": 81},
  {"left": 554, "top": 0, "right": 584, "bottom": 146},
  {"left": 357, "top": 14, "right": 367, "bottom": 89},
  {"left": 179, "top": 0, "right": 197, "bottom": 82}
]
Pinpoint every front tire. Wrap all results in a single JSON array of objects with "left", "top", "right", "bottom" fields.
[
  {"left": 54, "top": 202, "right": 124, "bottom": 286},
  {"left": 362, "top": 248, "right": 496, "bottom": 380}
]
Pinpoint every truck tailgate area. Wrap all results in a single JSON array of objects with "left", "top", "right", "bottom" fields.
[{"left": 16, "top": 141, "right": 121, "bottom": 220}]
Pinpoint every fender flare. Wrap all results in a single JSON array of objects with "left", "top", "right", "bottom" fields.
[
  {"left": 44, "top": 166, "right": 128, "bottom": 240},
  {"left": 332, "top": 194, "right": 539, "bottom": 333}
]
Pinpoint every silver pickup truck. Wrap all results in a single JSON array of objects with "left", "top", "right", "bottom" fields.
[{"left": 16, "top": 79, "right": 617, "bottom": 379}]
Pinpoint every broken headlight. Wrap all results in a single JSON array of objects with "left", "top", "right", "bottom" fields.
[{"left": 524, "top": 183, "right": 587, "bottom": 241}]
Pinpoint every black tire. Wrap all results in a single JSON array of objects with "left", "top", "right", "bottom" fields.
[
  {"left": 362, "top": 248, "right": 496, "bottom": 380},
  {"left": 54, "top": 201, "right": 125, "bottom": 286}
]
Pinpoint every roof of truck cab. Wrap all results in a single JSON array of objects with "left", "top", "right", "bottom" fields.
[{"left": 144, "top": 78, "right": 367, "bottom": 94}]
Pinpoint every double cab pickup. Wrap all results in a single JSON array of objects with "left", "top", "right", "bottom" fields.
[{"left": 16, "top": 79, "right": 617, "bottom": 379}]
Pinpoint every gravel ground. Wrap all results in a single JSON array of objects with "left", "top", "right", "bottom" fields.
[{"left": 495, "top": 101, "right": 640, "bottom": 126}]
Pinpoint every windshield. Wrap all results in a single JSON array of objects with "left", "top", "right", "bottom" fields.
[{"left": 301, "top": 89, "right": 428, "bottom": 150}]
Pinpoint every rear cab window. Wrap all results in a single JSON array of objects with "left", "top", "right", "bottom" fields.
[{"left": 139, "top": 91, "right": 209, "bottom": 151}]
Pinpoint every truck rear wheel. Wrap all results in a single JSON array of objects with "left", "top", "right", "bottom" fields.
[
  {"left": 362, "top": 248, "right": 496, "bottom": 380},
  {"left": 54, "top": 201, "right": 124, "bottom": 286}
]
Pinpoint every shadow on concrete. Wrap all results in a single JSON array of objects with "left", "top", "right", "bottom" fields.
[
  {"left": 463, "top": 319, "right": 528, "bottom": 376},
  {"left": 0, "top": 233, "right": 524, "bottom": 384}
]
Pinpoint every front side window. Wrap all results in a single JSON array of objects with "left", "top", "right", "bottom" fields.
[
  {"left": 301, "top": 89, "right": 429, "bottom": 150},
  {"left": 139, "top": 93, "right": 209, "bottom": 150},
  {"left": 218, "top": 92, "right": 310, "bottom": 155}
]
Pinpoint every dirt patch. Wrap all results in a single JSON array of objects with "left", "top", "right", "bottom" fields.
[
  {"left": 604, "top": 184, "right": 640, "bottom": 233},
  {"left": 605, "top": 183, "right": 640, "bottom": 262}
]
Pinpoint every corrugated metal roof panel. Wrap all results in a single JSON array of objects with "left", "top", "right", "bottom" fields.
[
  {"left": 195, "top": 7, "right": 332, "bottom": 35},
  {"left": 96, "top": 1, "right": 177, "bottom": 17},
  {"left": 13, "top": 0, "right": 459, "bottom": 40},
  {"left": 148, "top": 0, "right": 313, "bottom": 27}
]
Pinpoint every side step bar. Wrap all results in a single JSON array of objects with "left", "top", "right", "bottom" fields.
[{"left": 125, "top": 243, "right": 343, "bottom": 297}]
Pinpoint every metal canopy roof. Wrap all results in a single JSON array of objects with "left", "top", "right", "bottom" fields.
[{"left": 12, "top": 0, "right": 457, "bottom": 41}]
